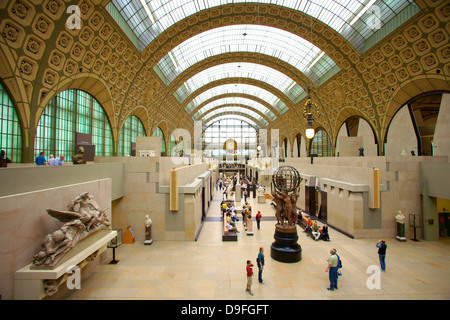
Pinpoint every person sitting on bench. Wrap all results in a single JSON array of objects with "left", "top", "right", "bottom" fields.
[
  {"left": 320, "top": 224, "right": 330, "bottom": 241},
  {"left": 311, "top": 221, "right": 320, "bottom": 241},
  {"left": 226, "top": 222, "right": 239, "bottom": 233},
  {"left": 305, "top": 218, "right": 313, "bottom": 234}
]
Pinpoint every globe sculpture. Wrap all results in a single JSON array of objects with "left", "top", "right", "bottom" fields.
[
  {"left": 271, "top": 166, "right": 303, "bottom": 263},
  {"left": 272, "top": 165, "right": 302, "bottom": 193}
]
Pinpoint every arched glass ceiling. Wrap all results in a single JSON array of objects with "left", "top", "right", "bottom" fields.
[
  {"left": 201, "top": 107, "right": 269, "bottom": 127},
  {"left": 158, "top": 24, "right": 336, "bottom": 86},
  {"left": 111, "top": 0, "right": 419, "bottom": 53},
  {"left": 204, "top": 115, "right": 260, "bottom": 130},
  {"left": 175, "top": 62, "right": 304, "bottom": 103},
  {"left": 193, "top": 97, "right": 277, "bottom": 122},
  {"left": 185, "top": 83, "right": 289, "bottom": 115}
]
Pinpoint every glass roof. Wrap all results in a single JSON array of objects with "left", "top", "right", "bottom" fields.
[
  {"left": 112, "top": 0, "right": 418, "bottom": 53},
  {"left": 193, "top": 97, "right": 277, "bottom": 122},
  {"left": 204, "top": 115, "right": 260, "bottom": 130},
  {"left": 158, "top": 24, "right": 336, "bottom": 86},
  {"left": 201, "top": 107, "right": 269, "bottom": 127},
  {"left": 184, "top": 83, "right": 289, "bottom": 115},
  {"left": 175, "top": 62, "right": 304, "bottom": 103}
]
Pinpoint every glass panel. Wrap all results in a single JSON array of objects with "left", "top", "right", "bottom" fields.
[
  {"left": 193, "top": 97, "right": 277, "bottom": 121},
  {"left": 0, "top": 83, "right": 22, "bottom": 163},
  {"left": 184, "top": 83, "right": 288, "bottom": 115},
  {"left": 174, "top": 62, "right": 303, "bottom": 103},
  {"left": 310, "top": 129, "right": 332, "bottom": 157},
  {"left": 118, "top": 115, "right": 146, "bottom": 156},
  {"left": 201, "top": 107, "right": 268, "bottom": 127}
]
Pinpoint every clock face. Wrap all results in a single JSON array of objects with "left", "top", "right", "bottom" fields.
[{"left": 224, "top": 139, "right": 236, "bottom": 152}]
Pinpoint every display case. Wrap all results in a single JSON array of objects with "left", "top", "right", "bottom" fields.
[{"left": 107, "top": 229, "right": 122, "bottom": 264}]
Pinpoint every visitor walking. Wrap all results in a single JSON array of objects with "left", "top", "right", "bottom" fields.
[
  {"left": 257, "top": 247, "right": 265, "bottom": 284},
  {"left": 256, "top": 211, "right": 262, "bottom": 230},
  {"left": 246, "top": 260, "right": 254, "bottom": 296},
  {"left": 376, "top": 239, "right": 387, "bottom": 271},
  {"left": 325, "top": 248, "right": 339, "bottom": 291}
]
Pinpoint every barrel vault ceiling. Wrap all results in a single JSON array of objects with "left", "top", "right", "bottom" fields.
[{"left": 0, "top": 0, "right": 449, "bottom": 156}]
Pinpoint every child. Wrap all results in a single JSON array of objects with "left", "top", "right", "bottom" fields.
[{"left": 246, "top": 260, "right": 254, "bottom": 296}]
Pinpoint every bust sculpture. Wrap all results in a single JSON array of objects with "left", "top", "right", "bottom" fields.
[{"left": 395, "top": 210, "right": 405, "bottom": 224}]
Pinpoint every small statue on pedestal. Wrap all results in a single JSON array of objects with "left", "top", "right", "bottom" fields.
[
  {"left": 395, "top": 210, "right": 406, "bottom": 241},
  {"left": 145, "top": 215, "right": 153, "bottom": 245}
]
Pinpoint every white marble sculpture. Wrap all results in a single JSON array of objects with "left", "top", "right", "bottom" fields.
[
  {"left": 31, "top": 192, "right": 111, "bottom": 269},
  {"left": 395, "top": 210, "right": 405, "bottom": 223},
  {"left": 257, "top": 185, "right": 265, "bottom": 196},
  {"left": 145, "top": 215, "right": 153, "bottom": 245}
]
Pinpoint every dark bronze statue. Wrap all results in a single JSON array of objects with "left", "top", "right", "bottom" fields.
[{"left": 73, "top": 146, "right": 87, "bottom": 164}]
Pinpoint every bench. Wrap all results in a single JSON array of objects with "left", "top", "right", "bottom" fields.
[
  {"left": 14, "top": 229, "right": 117, "bottom": 300},
  {"left": 223, "top": 216, "right": 238, "bottom": 241},
  {"left": 297, "top": 216, "right": 326, "bottom": 240},
  {"left": 221, "top": 201, "right": 237, "bottom": 241}
]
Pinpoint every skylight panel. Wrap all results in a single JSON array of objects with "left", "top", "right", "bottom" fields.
[
  {"left": 112, "top": 0, "right": 419, "bottom": 54},
  {"left": 174, "top": 62, "right": 302, "bottom": 103},
  {"left": 193, "top": 97, "right": 277, "bottom": 121},
  {"left": 204, "top": 115, "right": 260, "bottom": 130},
  {"left": 184, "top": 83, "right": 287, "bottom": 114},
  {"left": 157, "top": 24, "right": 333, "bottom": 86}
]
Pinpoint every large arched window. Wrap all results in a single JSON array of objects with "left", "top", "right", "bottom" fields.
[
  {"left": 118, "top": 115, "right": 146, "bottom": 156},
  {"left": 203, "top": 119, "right": 257, "bottom": 159},
  {"left": 0, "top": 83, "right": 22, "bottom": 162},
  {"left": 310, "top": 129, "right": 332, "bottom": 157},
  {"left": 35, "top": 89, "right": 113, "bottom": 162},
  {"left": 153, "top": 126, "right": 166, "bottom": 155}
]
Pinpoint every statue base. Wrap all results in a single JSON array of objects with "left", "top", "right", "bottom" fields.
[{"left": 271, "top": 225, "right": 302, "bottom": 263}]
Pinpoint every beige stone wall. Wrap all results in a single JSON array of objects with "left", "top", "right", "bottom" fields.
[
  {"left": 285, "top": 156, "right": 448, "bottom": 239},
  {"left": 0, "top": 178, "right": 112, "bottom": 300},
  {"left": 98, "top": 157, "right": 210, "bottom": 242},
  {"left": 384, "top": 105, "right": 418, "bottom": 157},
  {"left": 433, "top": 94, "right": 450, "bottom": 161}
]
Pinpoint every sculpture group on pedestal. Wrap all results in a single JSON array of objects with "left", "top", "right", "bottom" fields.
[
  {"left": 270, "top": 166, "right": 303, "bottom": 263},
  {"left": 32, "top": 192, "right": 111, "bottom": 269},
  {"left": 272, "top": 188, "right": 300, "bottom": 227}
]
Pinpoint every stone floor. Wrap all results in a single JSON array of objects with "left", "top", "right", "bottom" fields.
[{"left": 57, "top": 189, "right": 450, "bottom": 300}]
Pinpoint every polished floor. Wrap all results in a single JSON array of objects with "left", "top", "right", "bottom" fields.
[{"left": 58, "top": 188, "right": 450, "bottom": 300}]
